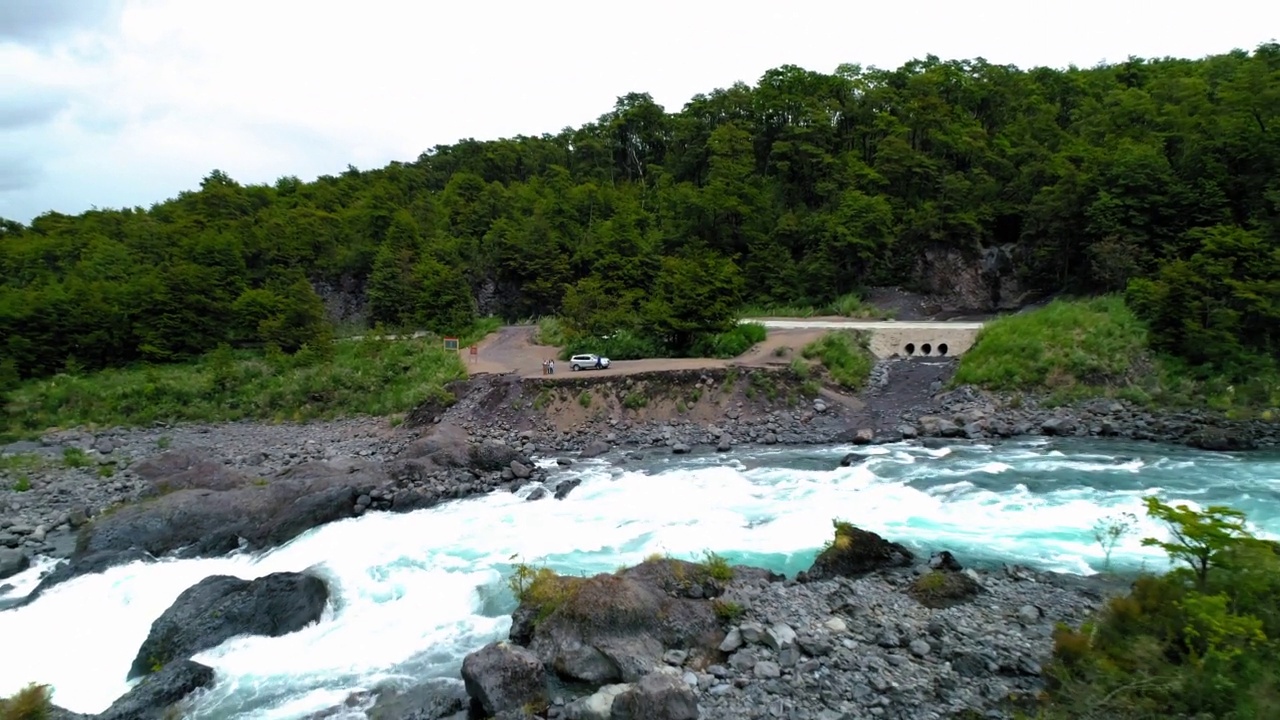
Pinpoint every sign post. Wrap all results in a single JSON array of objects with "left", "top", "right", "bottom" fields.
[
  {"left": 469, "top": 344, "right": 478, "bottom": 363},
  {"left": 443, "top": 337, "right": 459, "bottom": 351}
]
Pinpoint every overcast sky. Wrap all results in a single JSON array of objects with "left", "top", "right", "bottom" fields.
[{"left": 1, "top": 0, "right": 1276, "bottom": 224}]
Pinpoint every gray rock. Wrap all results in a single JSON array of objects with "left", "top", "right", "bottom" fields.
[
  {"left": 718, "top": 627, "right": 743, "bottom": 653},
  {"left": 610, "top": 670, "right": 699, "bottom": 720},
  {"left": 98, "top": 660, "right": 214, "bottom": 720},
  {"left": 128, "top": 572, "right": 329, "bottom": 679},
  {"left": 763, "top": 622, "right": 796, "bottom": 651},
  {"left": 564, "top": 683, "right": 631, "bottom": 720},
  {"left": 0, "top": 548, "right": 29, "bottom": 580},
  {"left": 460, "top": 641, "right": 546, "bottom": 716}
]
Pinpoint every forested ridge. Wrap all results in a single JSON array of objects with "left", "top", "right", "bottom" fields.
[{"left": 2, "top": 44, "right": 1278, "bottom": 390}]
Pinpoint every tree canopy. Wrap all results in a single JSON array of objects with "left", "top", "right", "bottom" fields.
[{"left": 2, "top": 44, "right": 1278, "bottom": 384}]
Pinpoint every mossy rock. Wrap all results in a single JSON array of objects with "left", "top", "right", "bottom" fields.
[
  {"left": 908, "top": 570, "right": 982, "bottom": 609},
  {"left": 803, "top": 520, "right": 915, "bottom": 580}
]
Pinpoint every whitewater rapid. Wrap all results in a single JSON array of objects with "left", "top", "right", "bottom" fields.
[{"left": 1, "top": 439, "right": 1277, "bottom": 718}]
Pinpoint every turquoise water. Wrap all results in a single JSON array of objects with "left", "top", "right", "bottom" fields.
[{"left": 0, "top": 438, "right": 1276, "bottom": 718}]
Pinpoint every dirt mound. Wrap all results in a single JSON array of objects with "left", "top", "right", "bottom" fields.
[{"left": 408, "top": 367, "right": 861, "bottom": 442}]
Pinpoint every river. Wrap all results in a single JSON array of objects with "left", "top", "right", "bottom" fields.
[{"left": 1, "top": 438, "right": 1277, "bottom": 718}]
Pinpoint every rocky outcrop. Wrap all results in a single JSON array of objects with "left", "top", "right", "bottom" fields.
[
  {"left": 913, "top": 243, "right": 1037, "bottom": 313},
  {"left": 520, "top": 560, "right": 732, "bottom": 685},
  {"left": 460, "top": 642, "right": 547, "bottom": 716},
  {"left": 128, "top": 571, "right": 329, "bottom": 679},
  {"left": 364, "top": 680, "right": 468, "bottom": 720},
  {"left": 99, "top": 660, "right": 215, "bottom": 720},
  {"left": 799, "top": 523, "right": 914, "bottom": 581},
  {"left": 462, "top": 538, "right": 1130, "bottom": 720}
]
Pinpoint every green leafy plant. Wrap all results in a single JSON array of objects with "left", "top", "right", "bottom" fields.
[{"left": 1093, "top": 511, "right": 1138, "bottom": 571}]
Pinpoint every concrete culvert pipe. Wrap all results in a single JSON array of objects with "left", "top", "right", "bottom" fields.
[
  {"left": 922, "top": 343, "right": 932, "bottom": 355},
  {"left": 904, "top": 343, "right": 915, "bottom": 355},
  {"left": 938, "top": 343, "right": 949, "bottom": 356}
]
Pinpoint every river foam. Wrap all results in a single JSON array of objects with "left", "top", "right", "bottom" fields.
[{"left": 1, "top": 439, "right": 1277, "bottom": 718}]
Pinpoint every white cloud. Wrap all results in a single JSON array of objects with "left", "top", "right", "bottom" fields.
[{"left": 0, "top": 0, "right": 1277, "bottom": 222}]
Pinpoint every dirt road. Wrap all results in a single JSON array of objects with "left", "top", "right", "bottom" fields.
[
  {"left": 465, "top": 318, "right": 987, "bottom": 379},
  {"left": 466, "top": 324, "right": 835, "bottom": 379}
]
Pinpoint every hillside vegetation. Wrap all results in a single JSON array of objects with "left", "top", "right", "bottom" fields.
[
  {"left": 1, "top": 44, "right": 1278, "bottom": 421},
  {"left": 955, "top": 297, "right": 1280, "bottom": 415},
  {"left": 1035, "top": 499, "right": 1280, "bottom": 719}
]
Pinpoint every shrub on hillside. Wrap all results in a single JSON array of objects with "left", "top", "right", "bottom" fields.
[
  {"left": 690, "top": 322, "right": 767, "bottom": 358},
  {"left": 801, "top": 331, "right": 874, "bottom": 390}
]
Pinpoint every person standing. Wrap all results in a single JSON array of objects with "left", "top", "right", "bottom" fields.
[{"left": 549, "top": 359, "right": 555, "bottom": 375}]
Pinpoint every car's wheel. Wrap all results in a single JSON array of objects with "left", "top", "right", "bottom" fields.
[{"left": 572, "top": 364, "right": 580, "bottom": 371}]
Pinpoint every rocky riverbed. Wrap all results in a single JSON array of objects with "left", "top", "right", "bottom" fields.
[
  {"left": 1, "top": 360, "right": 1253, "bottom": 719},
  {"left": 3, "top": 361, "right": 1273, "bottom": 588},
  {"left": 455, "top": 527, "right": 1130, "bottom": 720}
]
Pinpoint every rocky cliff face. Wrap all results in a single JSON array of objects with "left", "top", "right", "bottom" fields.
[
  {"left": 312, "top": 276, "right": 367, "bottom": 327},
  {"left": 912, "top": 244, "right": 1039, "bottom": 314}
]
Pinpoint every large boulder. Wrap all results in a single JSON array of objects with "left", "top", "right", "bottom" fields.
[
  {"left": 128, "top": 571, "right": 329, "bottom": 679},
  {"left": 402, "top": 422, "right": 529, "bottom": 472},
  {"left": 58, "top": 460, "right": 382, "bottom": 588},
  {"left": 1186, "top": 426, "right": 1257, "bottom": 451},
  {"left": 610, "top": 670, "right": 699, "bottom": 720},
  {"left": 132, "top": 449, "right": 250, "bottom": 494},
  {"left": 519, "top": 559, "right": 725, "bottom": 685},
  {"left": 99, "top": 660, "right": 215, "bottom": 720},
  {"left": 365, "top": 679, "right": 468, "bottom": 720},
  {"left": 0, "top": 548, "right": 29, "bottom": 580},
  {"left": 460, "top": 641, "right": 547, "bottom": 716},
  {"left": 579, "top": 440, "right": 611, "bottom": 459},
  {"left": 800, "top": 522, "right": 914, "bottom": 581}
]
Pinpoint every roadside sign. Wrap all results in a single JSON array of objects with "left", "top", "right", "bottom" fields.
[
  {"left": 443, "top": 337, "right": 459, "bottom": 350},
  {"left": 469, "top": 344, "right": 478, "bottom": 362}
]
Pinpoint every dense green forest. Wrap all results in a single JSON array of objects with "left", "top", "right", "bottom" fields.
[{"left": 1, "top": 44, "right": 1278, "bottom": 389}]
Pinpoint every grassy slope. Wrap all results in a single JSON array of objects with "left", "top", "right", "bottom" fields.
[
  {"left": 800, "top": 331, "right": 876, "bottom": 391},
  {"left": 1, "top": 320, "right": 500, "bottom": 439},
  {"left": 953, "top": 296, "right": 1280, "bottom": 417}
]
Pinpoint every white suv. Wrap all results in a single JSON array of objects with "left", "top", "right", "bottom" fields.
[{"left": 569, "top": 354, "right": 611, "bottom": 371}]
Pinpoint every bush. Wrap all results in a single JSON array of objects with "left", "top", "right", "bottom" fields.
[
  {"left": 562, "top": 329, "right": 666, "bottom": 361},
  {"left": 508, "top": 563, "right": 577, "bottom": 625},
  {"left": 1035, "top": 498, "right": 1280, "bottom": 719},
  {"left": 0, "top": 683, "right": 54, "bottom": 720},
  {"left": 690, "top": 322, "right": 767, "bottom": 359},
  {"left": 801, "top": 331, "right": 874, "bottom": 390}
]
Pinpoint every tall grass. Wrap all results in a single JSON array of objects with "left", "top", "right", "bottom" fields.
[
  {"left": 801, "top": 331, "right": 875, "bottom": 390},
  {"left": 952, "top": 296, "right": 1150, "bottom": 392},
  {"left": 741, "top": 292, "right": 894, "bottom": 320},
  {"left": 0, "top": 683, "right": 53, "bottom": 720},
  {"left": 532, "top": 316, "right": 569, "bottom": 347},
  {"left": 953, "top": 296, "right": 1280, "bottom": 417}
]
